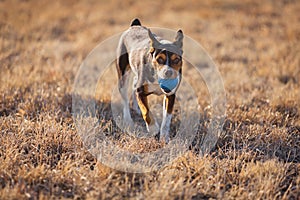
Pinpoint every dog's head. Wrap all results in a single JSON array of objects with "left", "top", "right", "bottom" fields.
[{"left": 148, "top": 29, "right": 183, "bottom": 93}]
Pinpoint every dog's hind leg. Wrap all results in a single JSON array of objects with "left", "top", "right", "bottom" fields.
[
  {"left": 131, "top": 75, "right": 141, "bottom": 115},
  {"left": 116, "top": 48, "right": 133, "bottom": 126}
]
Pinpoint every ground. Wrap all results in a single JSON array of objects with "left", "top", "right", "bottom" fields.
[{"left": 0, "top": 0, "right": 300, "bottom": 199}]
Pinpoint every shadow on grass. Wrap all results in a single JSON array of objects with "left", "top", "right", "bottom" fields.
[
  {"left": 1, "top": 88, "right": 299, "bottom": 164},
  {"left": 71, "top": 93, "right": 300, "bottom": 164}
]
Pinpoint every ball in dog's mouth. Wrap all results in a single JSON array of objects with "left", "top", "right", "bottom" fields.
[{"left": 158, "top": 77, "right": 179, "bottom": 93}]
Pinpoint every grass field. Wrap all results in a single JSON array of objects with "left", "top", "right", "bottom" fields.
[{"left": 1, "top": 0, "right": 300, "bottom": 199}]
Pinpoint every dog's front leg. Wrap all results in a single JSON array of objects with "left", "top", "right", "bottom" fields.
[
  {"left": 160, "top": 94, "right": 175, "bottom": 143},
  {"left": 136, "top": 87, "right": 159, "bottom": 136}
]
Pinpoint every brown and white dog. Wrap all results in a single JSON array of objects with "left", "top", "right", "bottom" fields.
[{"left": 116, "top": 18, "right": 183, "bottom": 143}]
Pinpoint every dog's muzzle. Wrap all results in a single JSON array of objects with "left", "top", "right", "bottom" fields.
[{"left": 158, "top": 76, "right": 180, "bottom": 95}]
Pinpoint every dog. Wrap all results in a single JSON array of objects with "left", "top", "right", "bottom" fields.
[{"left": 116, "top": 18, "right": 183, "bottom": 143}]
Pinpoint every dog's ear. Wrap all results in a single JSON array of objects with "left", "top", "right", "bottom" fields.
[
  {"left": 174, "top": 30, "right": 183, "bottom": 49},
  {"left": 148, "top": 29, "right": 160, "bottom": 53}
]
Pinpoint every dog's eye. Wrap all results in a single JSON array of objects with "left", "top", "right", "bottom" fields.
[
  {"left": 157, "top": 57, "right": 165, "bottom": 65},
  {"left": 172, "top": 58, "right": 181, "bottom": 64}
]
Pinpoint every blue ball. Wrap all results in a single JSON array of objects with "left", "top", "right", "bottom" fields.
[{"left": 158, "top": 78, "right": 179, "bottom": 93}]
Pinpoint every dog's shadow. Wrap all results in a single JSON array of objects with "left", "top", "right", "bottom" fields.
[
  {"left": 94, "top": 97, "right": 182, "bottom": 141},
  {"left": 72, "top": 93, "right": 209, "bottom": 154}
]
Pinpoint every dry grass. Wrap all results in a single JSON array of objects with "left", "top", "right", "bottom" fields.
[{"left": 1, "top": 0, "right": 300, "bottom": 199}]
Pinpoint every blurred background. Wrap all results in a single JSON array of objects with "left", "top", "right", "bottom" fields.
[{"left": 1, "top": 0, "right": 299, "bottom": 104}]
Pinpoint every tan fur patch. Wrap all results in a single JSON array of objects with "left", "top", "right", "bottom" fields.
[
  {"left": 165, "top": 94, "right": 175, "bottom": 114},
  {"left": 153, "top": 52, "right": 182, "bottom": 72},
  {"left": 170, "top": 54, "right": 182, "bottom": 71}
]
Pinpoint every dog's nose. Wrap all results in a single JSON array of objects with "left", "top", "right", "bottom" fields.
[{"left": 164, "top": 69, "right": 173, "bottom": 78}]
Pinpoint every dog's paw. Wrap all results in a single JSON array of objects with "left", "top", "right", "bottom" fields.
[
  {"left": 146, "top": 121, "right": 160, "bottom": 137},
  {"left": 159, "top": 129, "right": 170, "bottom": 144},
  {"left": 121, "top": 118, "right": 134, "bottom": 129},
  {"left": 160, "top": 113, "right": 172, "bottom": 143}
]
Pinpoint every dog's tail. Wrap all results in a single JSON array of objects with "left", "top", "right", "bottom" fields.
[{"left": 131, "top": 18, "right": 141, "bottom": 26}]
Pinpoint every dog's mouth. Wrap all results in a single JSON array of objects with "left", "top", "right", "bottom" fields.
[{"left": 158, "top": 76, "right": 180, "bottom": 95}]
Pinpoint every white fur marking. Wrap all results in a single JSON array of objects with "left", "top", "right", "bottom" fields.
[
  {"left": 146, "top": 121, "right": 160, "bottom": 136},
  {"left": 160, "top": 96, "right": 172, "bottom": 143}
]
